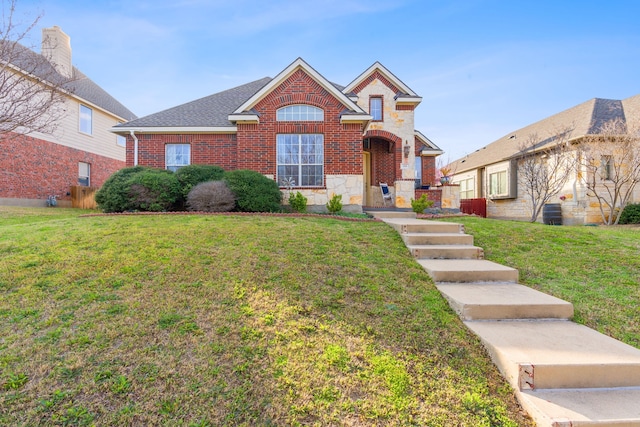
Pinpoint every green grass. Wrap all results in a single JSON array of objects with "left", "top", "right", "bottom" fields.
[
  {"left": 439, "top": 217, "right": 640, "bottom": 348},
  {"left": 0, "top": 207, "right": 531, "bottom": 426}
]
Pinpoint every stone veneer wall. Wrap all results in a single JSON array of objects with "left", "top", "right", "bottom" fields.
[{"left": 284, "top": 175, "right": 363, "bottom": 213}]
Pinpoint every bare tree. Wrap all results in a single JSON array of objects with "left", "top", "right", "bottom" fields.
[
  {"left": 578, "top": 117, "right": 640, "bottom": 225},
  {"left": 517, "top": 127, "right": 577, "bottom": 222},
  {"left": 0, "top": 0, "right": 72, "bottom": 137}
]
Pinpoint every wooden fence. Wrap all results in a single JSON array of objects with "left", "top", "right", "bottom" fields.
[
  {"left": 70, "top": 186, "right": 97, "bottom": 209},
  {"left": 460, "top": 198, "right": 487, "bottom": 218}
]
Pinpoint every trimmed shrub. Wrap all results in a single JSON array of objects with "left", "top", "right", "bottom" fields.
[
  {"left": 223, "top": 169, "right": 282, "bottom": 212},
  {"left": 95, "top": 166, "right": 148, "bottom": 213},
  {"left": 186, "top": 181, "right": 236, "bottom": 212},
  {"left": 128, "top": 169, "right": 182, "bottom": 212},
  {"left": 289, "top": 191, "right": 307, "bottom": 213},
  {"left": 326, "top": 194, "right": 343, "bottom": 214},
  {"left": 175, "top": 165, "right": 225, "bottom": 199},
  {"left": 619, "top": 203, "right": 640, "bottom": 224},
  {"left": 411, "top": 194, "right": 434, "bottom": 214}
]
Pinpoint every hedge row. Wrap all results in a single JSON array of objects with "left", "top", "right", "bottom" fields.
[{"left": 95, "top": 165, "right": 282, "bottom": 213}]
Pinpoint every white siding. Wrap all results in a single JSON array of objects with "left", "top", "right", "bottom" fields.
[{"left": 30, "top": 96, "right": 126, "bottom": 161}]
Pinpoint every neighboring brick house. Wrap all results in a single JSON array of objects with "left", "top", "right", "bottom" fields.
[
  {"left": 113, "top": 58, "right": 441, "bottom": 212},
  {"left": 448, "top": 94, "right": 640, "bottom": 224},
  {"left": 0, "top": 26, "right": 136, "bottom": 207}
]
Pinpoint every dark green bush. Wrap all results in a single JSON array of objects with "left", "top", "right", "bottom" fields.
[
  {"left": 95, "top": 167, "right": 182, "bottom": 213},
  {"left": 128, "top": 169, "right": 182, "bottom": 212},
  {"left": 175, "top": 165, "right": 225, "bottom": 199},
  {"left": 289, "top": 191, "right": 307, "bottom": 213},
  {"left": 223, "top": 170, "right": 282, "bottom": 212},
  {"left": 619, "top": 203, "right": 640, "bottom": 224},
  {"left": 95, "top": 166, "right": 148, "bottom": 213},
  {"left": 186, "top": 181, "right": 236, "bottom": 212}
]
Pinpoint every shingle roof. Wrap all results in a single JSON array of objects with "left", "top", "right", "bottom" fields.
[
  {"left": 66, "top": 69, "right": 137, "bottom": 121},
  {"left": 450, "top": 96, "right": 639, "bottom": 174},
  {"left": 1, "top": 40, "right": 136, "bottom": 121},
  {"left": 117, "top": 77, "right": 272, "bottom": 128}
]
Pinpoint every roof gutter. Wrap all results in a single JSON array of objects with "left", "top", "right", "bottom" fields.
[{"left": 130, "top": 130, "right": 139, "bottom": 166}]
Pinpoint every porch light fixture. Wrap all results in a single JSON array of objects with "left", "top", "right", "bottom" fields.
[{"left": 403, "top": 141, "right": 410, "bottom": 158}]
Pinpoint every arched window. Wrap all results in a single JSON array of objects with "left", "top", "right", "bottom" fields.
[{"left": 276, "top": 105, "right": 324, "bottom": 121}]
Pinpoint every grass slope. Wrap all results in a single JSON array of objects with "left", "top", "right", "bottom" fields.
[
  {"left": 0, "top": 208, "right": 531, "bottom": 426},
  {"left": 441, "top": 217, "right": 640, "bottom": 349}
]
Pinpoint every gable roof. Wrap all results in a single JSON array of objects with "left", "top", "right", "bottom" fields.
[
  {"left": 449, "top": 96, "right": 639, "bottom": 174},
  {"left": 115, "top": 58, "right": 374, "bottom": 134},
  {"left": 231, "top": 57, "right": 368, "bottom": 119},
  {"left": 66, "top": 69, "right": 137, "bottom": 121},
  {"left": 415, "top": 130, "right": 443, "bottom": 155},
  {"left": 1, "top": 40, "right": 136, "bottom": 121},
  {"left": 343, "top": 61, "right": 422, "bottom": 105},
  {"left": 115, "top": 77, "right": 272, "bottom": 132}
]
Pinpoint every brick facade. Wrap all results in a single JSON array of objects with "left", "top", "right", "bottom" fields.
[
  {"left": 129, "top": 69, "right": 365, "bottom": 187},
  {"left": 1, "top": 133, "right": 124, "bottom": 201},
  {"left": 120, "top": 60, "right": 439, "bottom": 210},
  {"left": 126, "top": 133, "right": 238, "bottom": 171},
  {"left": 236, "top": 69, "right": 363, "bottom": 181}
]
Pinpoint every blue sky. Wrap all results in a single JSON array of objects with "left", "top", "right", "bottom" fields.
[{"left": 17, "top": 0, "right": 640, "bottom": 161}]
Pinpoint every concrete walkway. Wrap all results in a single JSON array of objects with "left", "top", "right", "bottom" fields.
[{"left": 369, "top": 212, "right": 640, "bottom": 427}]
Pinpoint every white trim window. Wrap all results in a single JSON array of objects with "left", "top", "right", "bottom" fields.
[
  {"left": 370, "top": 97, "right": 382, "bottom": 121},
  {"left": 277, "top": 134, "right": 324, "bottom": 187},
  {"left": 165, "top": 144, "right": 190, "bottom": 172},
  {"left": 486, "top": 161, "right": 515, "bottom": 199},
  {"left": 277, "top": 105, "right": 324, "bottom": 121},
  {"left": 79, "top": 105, "right": 92, "bottom": 135},
  {"left": 488, "top": 170, "right": 507, "bottom": 197},
  {"left": 459, "top": 176, "right": 475, "bottom": 199},
  {"left": 78, "top": 162, "right": 90, "bottom": 186}
]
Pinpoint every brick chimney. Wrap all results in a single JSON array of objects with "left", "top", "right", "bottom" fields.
[{"left": 41, "top": 26, "right": 72, "bottom": 78}]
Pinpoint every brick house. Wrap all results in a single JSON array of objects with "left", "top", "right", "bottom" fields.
[
  {"left": 0, "top": 26, "right": 136, "bottom": 207},
  {"left": 113, "top": 58, "right": 442, "bottom": 212}
]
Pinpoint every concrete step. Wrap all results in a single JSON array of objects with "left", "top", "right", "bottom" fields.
[
  {"left": 465, "top": 320, "right": 640, "bottom": 390},
  {"left": 402, "top": 232, "right": 474, "bottom": 246},
  {"left": 436, "top": 282, "right": 574, "bottom": 320},
  {"left": 382, "top": 218, "right": 463, "bottom": 234},
  {"left": 366, "top": 210, "right": 416, "bottom": 219},
  {"left": 518, "top": 387, "right": 640, "bottom": 426},
  {"left": 418, "top": 259, "right": 518, "bottom": 282},
  {"left": 409, "top": 244, "right": 484, "bottom": 259}
]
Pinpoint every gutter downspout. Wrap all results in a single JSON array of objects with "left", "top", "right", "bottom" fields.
[{"left": 130, "top": 130, "right": 139, "bottom": 166}]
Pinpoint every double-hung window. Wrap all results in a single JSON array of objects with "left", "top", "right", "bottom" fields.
[
  {"left": 459, "top": 177, "right": 475, "bottom": 199},
  {"left": 79, "top": 105, "right": 92, "bottom": 135},
  {"left": 165, "top": 144, "right": 190, "bottom": 172},
  {"left": 370, "top": 97, "right": 382, "bottom": 121},
  {"left": 78, "top": 162, "right": 90, "bottom": 186},
  {"left": 277, "top": 134, "right": 324, "bottom": 187}
]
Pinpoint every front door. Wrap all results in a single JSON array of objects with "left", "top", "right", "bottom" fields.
[{"left": 363, "top": 152, "right": 371, "bottom": 206}]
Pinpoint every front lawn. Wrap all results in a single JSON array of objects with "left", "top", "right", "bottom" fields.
[{"left": 0, "top": 208, "right": 530, "bottom": 426}]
